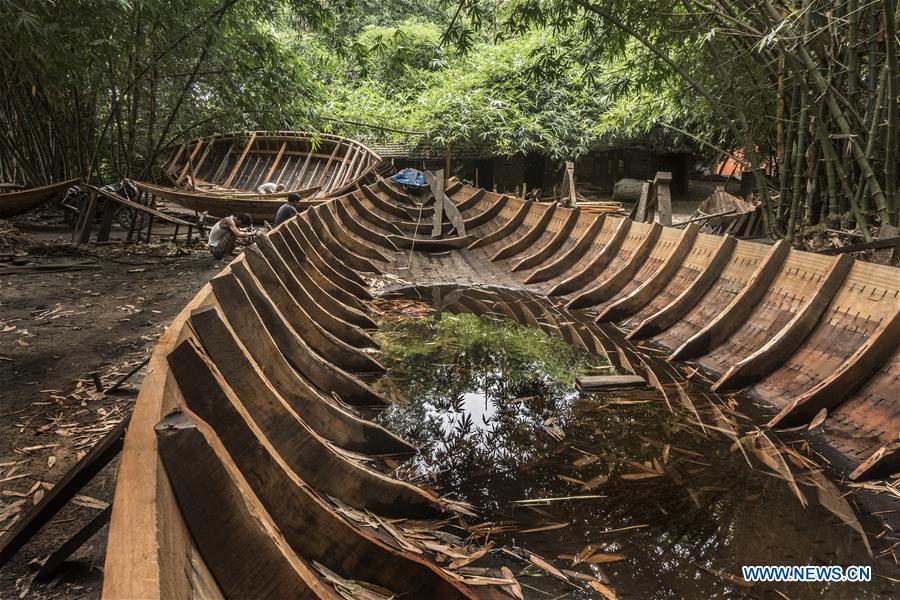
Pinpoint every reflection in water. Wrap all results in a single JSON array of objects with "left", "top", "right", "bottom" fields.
[{"left": 375, "top": 313, "right": 900, "bottom": 599}]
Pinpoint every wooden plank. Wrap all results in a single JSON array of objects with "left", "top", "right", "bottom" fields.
[
  {"left": 597, "top": 224, "right": 700, "bottom": 322},
  {"left": 427, "top": 170, "right": 446, "bottom": 238},
  {"left": 462, "top": 194, "right": 508, "bottom": 229},
  {"left": 222, "top": 132, "right": 256, "bottom": 188},
  {"left": 263, "top": 142, "right": 287, "bottom": 184},
  {"left": 189, "top": 305, "right": 409, "bottom": 456},
  {"left": 525, "top": 214, "right": 607, "bottom": 284},
  {"left": 627, "top": 234, "right": 737, "bottom": 339},
  {"left": 177, "top": 140, "right": 204, "bottom": 183},
  {"left": 816, "top": 235, "right": 900, "bottom": 256},
  {"left": 850, "top": 441, "right": 900, "bottom": 480},
  {"left": 548, "top": 217, "right": 631, "bottom": 296},
  {"left": 491, "top": 203, "right": 556, "bottom": 261},
  {"left": 668, "top": 240, "right": 791, "bottom": 360},
  {"left": 75, "top": 192, "right": 98, "bottom": 245},
  {"left": 36, "top": 506, "right": 112, "bottom": 580},
  {"left": 0, "top": 417, "right": 128, "bottom": 567},
  {"left": 768, "top": 308, "right": 900, "bottom": 427},
  {"left": 576, "top": 375, "right": 647, "bottom": 390},
  {"left": 210, "top": 140, "right": 237, "bottom": 184},
  {"left": 712, "top": 254, "right": 855, "bottom": 390},
  {"left": 568, "top": 222, "right": 663, "bottom": 309},
  {"left": 512, "top": 207, "right": 579, "bottom": 272},
  {"left": 565, "top": 161, "right": 577, "bottom": 206},
  {"left": 632, "top": 181, "right": 651, "bottom": 222},
  {"left": 654, "top": 171, "right": 673, "bottom": 226},
  {"left": 315, "top": 142, "right": 342, "bottom": 188},
  {"left": 442, "top": 183, "right": 467, "bottom": 236},
  {"left": 155, "top": 410, "right": 339, "bottom": 599}
]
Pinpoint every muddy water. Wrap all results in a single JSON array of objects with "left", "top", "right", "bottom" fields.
[{"left": 374, "top": 312, "right": 899, "bottom": 599}]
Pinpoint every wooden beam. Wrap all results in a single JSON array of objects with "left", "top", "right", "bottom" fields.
[
  {"left": 0, "top": 417, "right": 128, "bottom": 567},
  {"left": 627, "top": 234, "right": 737, "bottom": 339},
  {"left": 427, "top": 170, "right": 445, "bottom": 238},
  {"left": 315, "top": 142, "right": 343, "bottom": 188},
  {"left": 525, "top": 214, "right": 607, "bottom": 284},
  {"left": 222, "top": 132, "right": 256, "bottom": 188},
  {"left": 568, "top": 222, "right": 663, "bottom": 309},
  {"left": 816, "top": 236, "right": 900, "bottom": 256},
  {"left": 597, "top": 224, "right": 699, "bottom": 322},
  {"left": 36, "top": 506, "right": 112, "bottom": 580},
  {"left": 768, "top": 308, "right": 900, "bottom": 427},
  {"left": 467, "top": 199, "right": 531, "bottom": 250},
  {"left": 177, "top": 140, "right": 204, "bottom": 183},
  {"left": 548, "top": 217, "right": 631, "bottom": 296},
  {"left": 263, "top": 142, "right": 287, "bottom": 184},
  {"left": 491, "top": 204, "right": 556, "bottom": 261},
  {"left": 712, "top": 254, "right": 855, "bottom": 390},
  {"left": 512, "top": 207, "right": 580, "bottom": 272},
  {"left": 576, "top": 375, "right": 647, "bottom": 390},
  {"left": 155, "top": 410, "right": 337, "bottom": 599},
  {"left": 668, "top": 240, "right": 791, "bottom": 361},
  {"left": 210, "top": 141, "right": 238, "bottom": 184},
  {"left": 850, "top": 441, "right": 900, "bottom": 480},
  {"left": 654, "top": 171, "right": 673, "bottom": 226}
]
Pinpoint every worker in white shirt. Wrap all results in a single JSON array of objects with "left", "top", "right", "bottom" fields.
[
  {"left": 208, "top": 213, "right": 253, "bottom": 259},
  {"left": 257, "top": 182, "right": 285, "bottom": 194}
]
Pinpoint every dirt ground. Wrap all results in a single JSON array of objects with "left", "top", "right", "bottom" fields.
[{"left": 0, "top": 214, "right": 224, "bottom": 599}]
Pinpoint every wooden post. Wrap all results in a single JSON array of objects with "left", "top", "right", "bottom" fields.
[
  {"left": 96, "top": 195, "right": 116, "bottom": 242},
  {"left": 565, "top": 161, "right": 577, "bottom": 207},
  {"left": 654, "top": 171, "right": 673, "bottom": 226},
  {"left": 428, "top": 169, "right": 445, "bottom": 238},
  {"left": 75, "top": 192, "right": 98, "bottom": 245},
  {"left": 444, "top": 143, "right": 451, "bottom": 180}
]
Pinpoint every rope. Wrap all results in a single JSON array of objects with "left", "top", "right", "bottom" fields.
[{"left": 406, "top": 203, "right": 425, "bottom": 270}]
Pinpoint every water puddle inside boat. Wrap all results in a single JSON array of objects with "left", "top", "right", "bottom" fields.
[{"left": 373, "top": 309, "right": 899, "bottom": 599}]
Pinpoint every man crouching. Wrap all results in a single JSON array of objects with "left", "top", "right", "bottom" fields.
[{"left": 208, "top": 213, "right": 253, "bottom": 260}]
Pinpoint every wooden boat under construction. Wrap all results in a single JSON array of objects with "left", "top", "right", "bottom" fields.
[
  {"left": 103, "top": 177, "right": 900, "bottom": 598},
  {"left": 131, "top": 180, "right": 324, "bottom": 223},
  {"left": 150, "top": 132, "right": 384, "bottom": 219},
  {"left": 0, "top": 179, "right": 78, "bottom": 219}
]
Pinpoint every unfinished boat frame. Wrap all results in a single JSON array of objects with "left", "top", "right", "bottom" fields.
[
  {"left": 0, "top": 179, "right": 78, "bottom": 219},
  {"left": 103, "top": 177, "right": 900, "bottom": 598}
]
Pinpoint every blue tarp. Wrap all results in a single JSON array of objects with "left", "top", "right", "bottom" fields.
[{"left": 390, "top": 168, "right": 427, "bottom": 188}]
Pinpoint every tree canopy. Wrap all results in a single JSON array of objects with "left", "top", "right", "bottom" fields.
[{"left": 2, "top": 0, "right": 898, "bottom": 240}]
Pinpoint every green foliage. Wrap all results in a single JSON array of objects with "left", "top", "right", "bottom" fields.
[{"left": 375, "top": 312, "right": 590, "bottom": 385}]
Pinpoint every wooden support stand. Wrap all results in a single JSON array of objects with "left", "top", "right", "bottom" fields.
[
  {"left": 0, "top": 417, "right": 129, "bottom": 568},
  {"left": 576, "top": 375, "right": 647, "bottom": 391}
]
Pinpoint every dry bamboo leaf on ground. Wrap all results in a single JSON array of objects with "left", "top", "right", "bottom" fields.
[
  {"left": 528, "top": 554, "right": 568, "bottom": 580},
  {"left": 808, "top": 408, "right": 828, "bottom": 430},
  {"left": 558, "top": 475, "right": 586, "bottom": 486},
  {"left": 620, "top": 472, "right": 661, "bottom": 480},
  {"left": 695, "top": 563, "right": 753, "bottom": 588},
  {"left": 583, "top": 553, "right": 627, "bottom": 564},
  {"left": 580, "top": 474, "right": 609, "bottom": 492},
  {"left": 448, "top": 543, "right": 494, "bottom": 570},
  {"left": 589, "top": 580, "right": 618, "bottom": 599},
  {"left": 753, "top": 432, "right": 807, "bottom": 507},
  {"left": 807, "top": 470, "right": 872, "bottom": 557},
  {"left": 519, "top": 522, "right": 570, "bottom": 534},
  {"left": 500, "top": 566, "right": 524, "bottom": 600},
  {"left": 572, "top": 454, "right": 600, "bottom": 467}
]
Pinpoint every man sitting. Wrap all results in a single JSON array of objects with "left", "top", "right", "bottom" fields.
[
  {"left": 257, "top": 182, "right": 285, "bottom": 194},
  {"left": 208, "top": 213, "right": 253, "bottom": 260},
  {"left": 273, "top": 193, "right": 301, "bottom": 227}
]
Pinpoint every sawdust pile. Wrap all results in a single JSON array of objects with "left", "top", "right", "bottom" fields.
[{"left": 0, "top": 219, "right": 27, "bottom": 251}]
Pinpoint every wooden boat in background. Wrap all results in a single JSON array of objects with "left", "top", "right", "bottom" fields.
[
  {"left": 132, "top": 180, "right": 323, "bottom": 223},
  {"left": 103, "top": 177, "right": 900, "bottom": 597},
  {"left": 0, "top": 179, "right": 78, "bottom": 219},
  {"left": 163, "top": 131, "right": 383, "bottom": 198}
]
